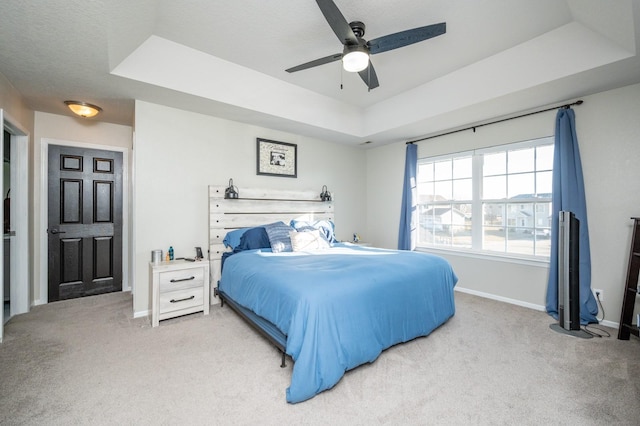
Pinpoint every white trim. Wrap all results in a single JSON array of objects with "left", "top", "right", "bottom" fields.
[
  {"left": 420, "top": 149, "right": 474, "bottom": 163},
  {"left": 130, "top": 131, "right": 137, "bottom": 315},
  {"left": 417, "top": 246, "right": 550, "bottom": 268},
  {"left": 455, "top": 286, "right": 546, "bottom": 311},
  {"left": 9, "top": 128, "right": 29, "bottom": 315},
  {"left": 474, "top": 135, "right": 553, "bottom": 155},
  {"left": 455, "top": 286, "right": 619, "bottom": 329},
  {"left": 1, "top": 111, "right": 30, "bottom": 343},
  {"left": 133, "top": 309, "right": 149, "bottom": 319},
  {"left": 599, "top": 319, "right": 618, "bottom": 329},
  {"left": 471, "top": 153, "right": 483, "bottom": 250},
  {"left": 39, "top": 138, "right": 131, "bottom": 304}
]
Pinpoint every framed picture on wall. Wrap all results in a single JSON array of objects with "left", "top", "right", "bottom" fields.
[{"left": 256, "top": 138, "right": 297, "bottom": 178}]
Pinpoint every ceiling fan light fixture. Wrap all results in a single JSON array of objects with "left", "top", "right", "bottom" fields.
[
  {"left": 64, "top": 100, "right": 102, "bottom": 118},
  {"left": 342, "top": 48, "right": 369, "bottom": 73}
]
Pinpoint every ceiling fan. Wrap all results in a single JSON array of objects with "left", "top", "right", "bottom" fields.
[{"left": 285, "top": 0, "right": 446, "bottom": 90}]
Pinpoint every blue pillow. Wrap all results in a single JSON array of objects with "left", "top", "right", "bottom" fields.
[
  {"left": 234, "top": 227, "right": 271, "bottom": 252},
  {"left": 264, "top": 221, "right": 294, "bottom": 253},
  {"left": 290, "top": 219, "right": 336, "bottom": 243},
  {"left": 222, "top": 228, "right": 249, "bottom": 249}
]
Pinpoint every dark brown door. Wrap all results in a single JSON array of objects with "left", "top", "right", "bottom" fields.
[{"left": 48, "top": 145, "right": 123, "bottom": 302}]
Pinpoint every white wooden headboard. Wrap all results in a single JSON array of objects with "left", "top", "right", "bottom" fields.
[{"left": 208, "top": 185, "right": 334, "bottom": 301}]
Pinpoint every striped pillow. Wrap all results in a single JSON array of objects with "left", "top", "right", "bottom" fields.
[{"left": 263, "top": 221, "right": 294, "bottom": 253}]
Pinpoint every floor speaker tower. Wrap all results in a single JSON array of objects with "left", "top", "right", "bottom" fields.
[
  {"left": 550, "top": 211, "right": 591, "bottom": 338},
  {"left": 558, "top": 210, "right": 580, "bottom": 331}
]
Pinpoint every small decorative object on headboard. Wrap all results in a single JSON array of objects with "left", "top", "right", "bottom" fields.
[
  {"left": 320, "top": 185, "right": 332, "bottom": 201},
  {"left": 224, "top": 179, "right": 239, "bottom": 199}
]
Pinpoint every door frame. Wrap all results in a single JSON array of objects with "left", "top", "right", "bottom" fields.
[
  {"left": 1, "top": 110, "right": 30, "bottom": 343},
  {"left": 39, "top": 138, "right": 130, "bottom": 304}
]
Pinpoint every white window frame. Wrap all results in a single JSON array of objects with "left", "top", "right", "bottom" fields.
[{"left": 417, "top": 136, "right": 554, "bottom": 262}]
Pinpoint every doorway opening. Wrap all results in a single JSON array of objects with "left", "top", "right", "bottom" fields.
[{"left": 1, "top": 110, "right": 30, "bottom": 343}]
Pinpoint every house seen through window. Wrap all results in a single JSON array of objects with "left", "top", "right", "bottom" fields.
[{"left": 417, "top": 137, "right": 554, "bottom": 259}]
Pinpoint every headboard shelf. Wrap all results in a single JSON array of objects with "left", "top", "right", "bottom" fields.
[
  {"left": 223, "top": 197, "right": 330, "bottom": 203},
  {"left": 210, "top": 186, "right": 326, "bottom": 200},
  {"left": 211, "top": 200, "right": 332, "bottom": 213}
]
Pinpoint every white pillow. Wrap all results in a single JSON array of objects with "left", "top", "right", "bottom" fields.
[{"left": 289, "top": 230, "right": 330, "bottom": 251}]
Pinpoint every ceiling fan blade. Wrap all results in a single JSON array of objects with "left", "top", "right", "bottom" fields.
[
  {"left": 358, "top": 63, "right": 379, "bottom": 90},
  {"left": 286, "top": 53, "right": 343, "bottom": 73},
  {"left": 367, "top": 22, "right": 446, "bottom": 55},
  {"left": 315, "top": 0, "right": 358, "bottom": 45}
]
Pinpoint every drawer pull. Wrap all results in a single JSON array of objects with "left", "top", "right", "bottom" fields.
[
  {"left": 170, "top": 295, "right": 195, "bottom": 303},
  {"left": 170, "top": 276, "right": 195, "bottom": 283}
]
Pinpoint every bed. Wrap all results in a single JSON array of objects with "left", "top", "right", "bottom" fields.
[{"left": 208, "top": 186, "right": 458, "bottom": 403}]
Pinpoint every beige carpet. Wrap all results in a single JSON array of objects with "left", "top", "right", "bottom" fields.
[{"left": 1, "top": 291, "right": 639, "bottom": 425}]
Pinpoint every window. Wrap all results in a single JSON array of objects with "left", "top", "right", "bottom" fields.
[{"left": 417, "top": 137, "right": 553, "bottom": 258}]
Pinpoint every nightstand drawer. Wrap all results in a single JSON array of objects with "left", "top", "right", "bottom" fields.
[
  {"left": 159, "top": 287, "right": 204, "bottom": 314},
  {"left": 159, "top": 268, "right": 205, "bottom": 290}
]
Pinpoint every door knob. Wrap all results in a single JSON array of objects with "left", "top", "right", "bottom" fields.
[{"left": 49, "top": 229, "right": 66, "bottom": 235}]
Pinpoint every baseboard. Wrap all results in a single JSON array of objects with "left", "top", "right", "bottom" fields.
[
  {"left": 454, "top": 287, "right": 619, "bottom": 329},
  {"left": 133, "top": 309, "right": 150, "bottom": 319},
  {"left": 597, "top": 319, "right": 618, "bottom": 329},
  {"left": 455, "top": 287, "right": 546, "bottom": 312}
]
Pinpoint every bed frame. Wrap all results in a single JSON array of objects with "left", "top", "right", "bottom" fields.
[{"left": 208, "top": 185, "right": 334, "bottom": 366}]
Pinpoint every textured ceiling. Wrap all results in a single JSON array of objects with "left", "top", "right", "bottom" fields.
[{"left": 1, "top": 0, "right": 639, "bottom": 146}]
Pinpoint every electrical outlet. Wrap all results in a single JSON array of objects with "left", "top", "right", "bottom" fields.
[{"left": 593, "top": 288, "right": 603, "bottom": 302}]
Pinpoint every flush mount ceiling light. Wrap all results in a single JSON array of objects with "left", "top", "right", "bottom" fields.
[
  {"left": 64, "top": 100, "right": 102, "bottom": 118},
  {"left": 342, "top": 45, "right": 369, "bottom": 73}
]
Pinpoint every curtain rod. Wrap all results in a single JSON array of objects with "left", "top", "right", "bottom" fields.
[{"left": 406, "top": 100, "right": 583, "bottom": 144}]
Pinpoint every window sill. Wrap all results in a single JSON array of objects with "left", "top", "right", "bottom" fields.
[{"left": 415, "top": 246, "right": 550, "bottom": 268}]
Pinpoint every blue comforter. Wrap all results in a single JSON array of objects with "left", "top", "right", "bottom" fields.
[{"left": 219, "top": 244, "right": 458, "bottom": 403}]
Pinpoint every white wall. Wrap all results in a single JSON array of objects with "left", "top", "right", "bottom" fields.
[
  {"left": 0, "top": 72, "right": 31, "bottom": 218},
  {"left": 32, "top": 112, "right": 133, "bottom": 304},
  {"left": 366, "top": 83, "right": 640, "bottom": 326},
  {"left": 0, "top": 72, "right": 33, "bottom": 132},
  {"left": 133, "top": 101, "right": 366, "bottom": 316}
]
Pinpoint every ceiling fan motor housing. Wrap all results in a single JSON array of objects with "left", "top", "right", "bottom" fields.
[{"left": 349, "top": 21, "right": 366, "bottom": 39}]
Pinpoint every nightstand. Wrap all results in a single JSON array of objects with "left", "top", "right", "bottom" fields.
[{"left": 150, "top": 260, "right": 210, "bottom": 327}]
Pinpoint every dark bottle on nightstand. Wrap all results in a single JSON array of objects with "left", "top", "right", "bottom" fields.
[{"left": 168, "top": 246, "right": 174, "bottom": 261}]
